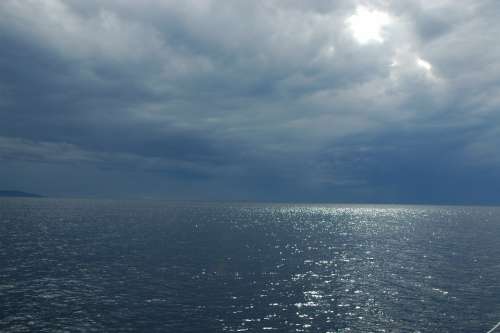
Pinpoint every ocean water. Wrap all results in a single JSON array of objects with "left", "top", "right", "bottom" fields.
[{"left": 1, "top": 199, "right": 500, "bottom": 332}]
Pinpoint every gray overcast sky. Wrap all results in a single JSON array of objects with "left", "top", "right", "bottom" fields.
[{"left": 1, "top": 0, "right": 500, "bottom": 203}]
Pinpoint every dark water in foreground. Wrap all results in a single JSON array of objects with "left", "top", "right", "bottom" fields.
[{"left": 1, "top": 199, "right": 500, "bottom": 332}]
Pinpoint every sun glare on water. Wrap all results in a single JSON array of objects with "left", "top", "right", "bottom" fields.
[{"left": 346, "top": 6, "right": 391, "bottom": 44}]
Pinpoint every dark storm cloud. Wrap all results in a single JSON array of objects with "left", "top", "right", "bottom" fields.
[{"left": 1, "top": 0, "right": 500, "bottom": 203}]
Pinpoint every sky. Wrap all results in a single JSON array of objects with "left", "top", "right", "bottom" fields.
[{"left": 1, "top": 0, "right": 500, "bottom": 204}]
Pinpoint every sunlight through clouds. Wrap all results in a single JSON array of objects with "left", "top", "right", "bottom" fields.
[
  {"left": 346, "top": 6, "right": 392, "bottom": 44},
  {"left": 416, "top": 57, "right": 432, "bottom": 72},
  {"left": 0, "top": 0, "right": 499, "bottom": 203}
]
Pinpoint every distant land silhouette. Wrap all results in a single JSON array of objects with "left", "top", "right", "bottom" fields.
[{"left": 0, "top": 191, "right": 44, "bottom": 198}]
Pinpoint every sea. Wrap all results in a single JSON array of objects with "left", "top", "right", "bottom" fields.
[{"left": 1, "top": 198, "right": 500, "bottom": 332}]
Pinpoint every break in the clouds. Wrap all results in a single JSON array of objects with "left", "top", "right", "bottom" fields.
[{"left": 1, "top": 0, "right": 499, "bottom": 203}]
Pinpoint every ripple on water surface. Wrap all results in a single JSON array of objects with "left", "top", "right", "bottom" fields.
[{"left": 1, "top": 199, "right": 500, "bottom": 332}]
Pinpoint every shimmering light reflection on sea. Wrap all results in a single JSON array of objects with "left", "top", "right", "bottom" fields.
[{"left": 1, "top": 199, "right": 500, "bottom": 332}]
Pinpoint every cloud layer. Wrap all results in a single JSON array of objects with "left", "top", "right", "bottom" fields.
[{"left": 1, "top": 0, "right": 499, "bottom": 203}]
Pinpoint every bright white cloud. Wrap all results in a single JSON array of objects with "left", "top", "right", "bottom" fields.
[
  {"left": 346, "top": 6, "right": 392, "bottom": 44},
  {"left": 416, "top": 57, "right": 432, "bottom": 71}
]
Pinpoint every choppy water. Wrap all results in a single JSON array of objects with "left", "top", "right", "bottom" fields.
[{"left": 1, "top": 199, "right": 500, "bottom": 332}]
